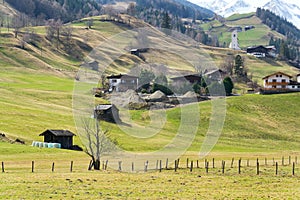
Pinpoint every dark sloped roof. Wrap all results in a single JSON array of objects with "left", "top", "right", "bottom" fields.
[
  {"left": 107, "top": 74, "right": 138, "bottom": 79},
  {"left": 262, "top": 72, "right": 292, "bottom": 79},
  {"left": 39, "top": 130, "right": 76, "bottom": 137},
  {"left": 289, "top": 80, "right": 300, "bottom": 85}
]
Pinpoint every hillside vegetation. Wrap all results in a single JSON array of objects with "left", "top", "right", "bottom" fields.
[
  {"left": 0, "top": 12, "right": 299, "bottom": 154},
  {"left": 200, "top": 14, "right": 285, "bottom": 49}
]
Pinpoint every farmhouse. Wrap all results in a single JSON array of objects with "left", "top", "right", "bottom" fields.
[
  {"left": 94, "top": 104, "right": 120, "bottom": 123},
  {"left": 247, "top": 45, "right": 277, "bottom": 58},
  {"left": 107, "top": 74, "right": 139, "bottom": 92},
  {"left": 244, "top": 25, "right": 255, "bottom": 31},
  {"left": 204, "top": 69, "right": 226, "bottom": 82},
  {"left": 262, "top": 72, "right": 300, "bottom": 92},
  {"left": 170, "top": 74, "right": 202, "bottom": 85},
  {"left": 39, "top": 130, "right": 76, "bottom": 149}
]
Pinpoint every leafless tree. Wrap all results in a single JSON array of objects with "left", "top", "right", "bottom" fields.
[
  {"left": 85, "top": 18, "right": 94, "bottom": 29},
  {"left": 127, "top": 2, "right": 136, "bottom": 16},
  {"left": 12, "top": 16, "right": 23, "bottom": 38},
  {"left": 81, "top": 118, "right": 116, "bottom": 170},
  {"left": 102, "top": 5, "right": 117, "bottom": 18},
  {"left": 46, "top": 19, "right": 63, "bottom": 49},
  {"left": 220, "top": 55, "right": 234, "bottom": 75}
]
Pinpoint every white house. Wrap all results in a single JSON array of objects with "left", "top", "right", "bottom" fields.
[
  {"left": 229, "top": 30, "right": 240, "bottom": 50},
  {"left": 262, "top": 72, "right": 300, "bottom": 91},
  {"left": 107, "top": 74, "right": 139, "bottom": 92},
  {"left": 262, "top": 72, "right": 292, "bottom": 90}
]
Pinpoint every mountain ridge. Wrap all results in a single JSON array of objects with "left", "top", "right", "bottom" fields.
[{"left": 189, "top": 0, "right": 300, "bottom": 29}]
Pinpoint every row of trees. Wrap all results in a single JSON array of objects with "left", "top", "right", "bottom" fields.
[
  {"left": 138, "top": 69, "right": 234, "bottom": 96},
  {"left": 256, "top": 8, "right": 300, "bottom": 61},
  {"left": 131, "top": 5, "right": 214, "bottom": 46},
  {"left": 269, "top": 37, "right": 300, "bottom": 61},
  {"left": 5, "top": 0, "right": 101, "bottom": 23}
]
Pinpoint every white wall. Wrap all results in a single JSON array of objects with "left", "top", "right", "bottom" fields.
[{"left": 263, "top": 74, "right": 290, "bottom": 89}]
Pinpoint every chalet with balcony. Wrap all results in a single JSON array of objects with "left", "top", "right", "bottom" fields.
[
  {"left": 262, "top": 72, "right": 300, "bottom": 93},
  {"left": 107, "top": 74, "right": 139, "bottom": 92},
  {"left": 262, "top": 72, "right": 292, "bottom": 90}
]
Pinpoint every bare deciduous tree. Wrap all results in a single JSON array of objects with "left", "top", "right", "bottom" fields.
[
  {"left": 85, "top": 18, "right": 94, "bottom": 29},
  {"left": 12, "top": 16, "right": 23, "bottom": 38},
  {"left": 46, "top": 19, "right": 63, "bottom": 48},
  {"left": 81, "top": 118, "right": 116, "bottom": 170}
]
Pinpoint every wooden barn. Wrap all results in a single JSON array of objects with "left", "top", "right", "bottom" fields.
[
  {"left": 94, "top": 104, "right": 121, "bottom": 123},
  {"left": 39, "top": 130, "right": 76, "bottom": 149}
]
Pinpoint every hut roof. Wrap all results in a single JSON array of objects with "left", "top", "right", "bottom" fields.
[{"left": 39, "top": 130, "right": 76, "bottom": 137}]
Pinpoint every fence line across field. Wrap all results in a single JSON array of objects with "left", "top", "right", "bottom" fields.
[{"left": 1, "top": 156, "right": 298, "bottom": 176}]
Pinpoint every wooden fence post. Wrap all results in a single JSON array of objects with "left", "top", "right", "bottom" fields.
[
  {"left": 256, "top": 160, "right": 259, "bottom": 175},
  {"left": 282, "top": 156, "right": 284, "bottom": 166},
  {"left": 132, "top": 162, "right": 134, "bottom": 172},
  {"left": 31, "top": 161, "right": 35, "bottom": 173},
  {"left": 105, "top": 160, "right": 108, "bottom": 170},
  {"left": 206, "top": 161, "right": 209, "bottom": 173},
  {"left": 238, "top": 159, "right": 241, "bottom": 174},
  {"left": 289, "top": 156, "right": 291, "bottom": 165},
  {"left": 197, "top": 160, "right": 199, "bottom": 168},
  {"left": 1, "top": 162, "right": 4, "bottom": 173},
  {"left": 222, "top": 161, "right": 225, "bottom": 174},
  {"left": 247, "top": 159, "right": 249, "bottom": 167},
  {"left": 293, "top": 162, "right": 295, "bottom": 176},
  {"left": 145, "top": 161, "right": 148, "bottom": 172},
  {"left": 159, "top": 160, "right": 162, "bottom": 172},
  {"left": 231, "top": 158, "right": 234, "bottom": 168},
  {"left": 190, "top": 161, "right": 193, "bottom": 172},
  {"left": 275, "top": 162, "right": 278, "bottom": 175},
  {"left": 212, "top": 158, "right": 215, "bottom": 168},
  {"left": 165, "top": 159, "right": 168, "bottom": 170},
  {"left": 118, "top": 161, "right": 122, "bottom": 171},
  {"left": 265, "top": 158, "right": 267, "bottom": 166},
  {"left": 174, "top": 160, "right": 177, "bottom": 172},
  {"left": 186, "top": 158, "right": 189, "bottom": 168},
  {"left": 70, "top": 161, "right": 73, "bottom": 172},
  {"left": 177, "top": 159, "right": 180, "bottom": 169},
  {"left": 52, "top": 162, "right": 55, "bottom": 172}
]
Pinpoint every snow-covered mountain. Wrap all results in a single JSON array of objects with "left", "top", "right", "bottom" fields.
[
  {"left": 188, "top": 0, "right": 300, "bottom": 29},
  {"left": 263, "top": 0, "right": 300, "bottom": 29}
]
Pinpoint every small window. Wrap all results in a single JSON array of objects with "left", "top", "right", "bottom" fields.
[
  {"left": 298, "top": 86, "right": 300, "bottom": 89},
  {"left": 292, "top": 86, "right": 295, "bottom": 88},
  {"left": 112, "top": 79, "right": 117, "bottom": 83},
  {"left": 265, "top": 80, "right": 268, "bottom": 83},
  {"left": 282, "top": 79, "right": 286, "bottom": 83},
  {"left": 280, "top": 75, "right": 282, "bottom": 77},
  {"left": 272, "top": 79, "right": 276, "bottom": 82},
  {"left": 272, "top": 86, "right": 276, "bottom": 88},
  {"left": 276, "top": 75, "right": 279, "bottom": 77}
]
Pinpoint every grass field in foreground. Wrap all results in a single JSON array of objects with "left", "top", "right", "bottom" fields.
[
  {"left": 1, "top": 140, "right": 300, "bottom": 199},
  {"left": 0, "top": 167, "right": 300, "bottom": 199}
]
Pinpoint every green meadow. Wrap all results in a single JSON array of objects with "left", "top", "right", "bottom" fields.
[{"left": 0, "top": 15, "right": 300, "bottom": 199}]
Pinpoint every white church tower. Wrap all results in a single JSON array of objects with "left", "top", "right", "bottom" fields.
[{"left": 229, "top": 30, "right": 240, "bottom": 50}]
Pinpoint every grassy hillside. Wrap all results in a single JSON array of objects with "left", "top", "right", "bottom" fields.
[
  {"left": 200, "top": 14, "right": 285, "bottom": 49},
  {"left": 0, "top": 14, "right": 298, "bottom": 152}
]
